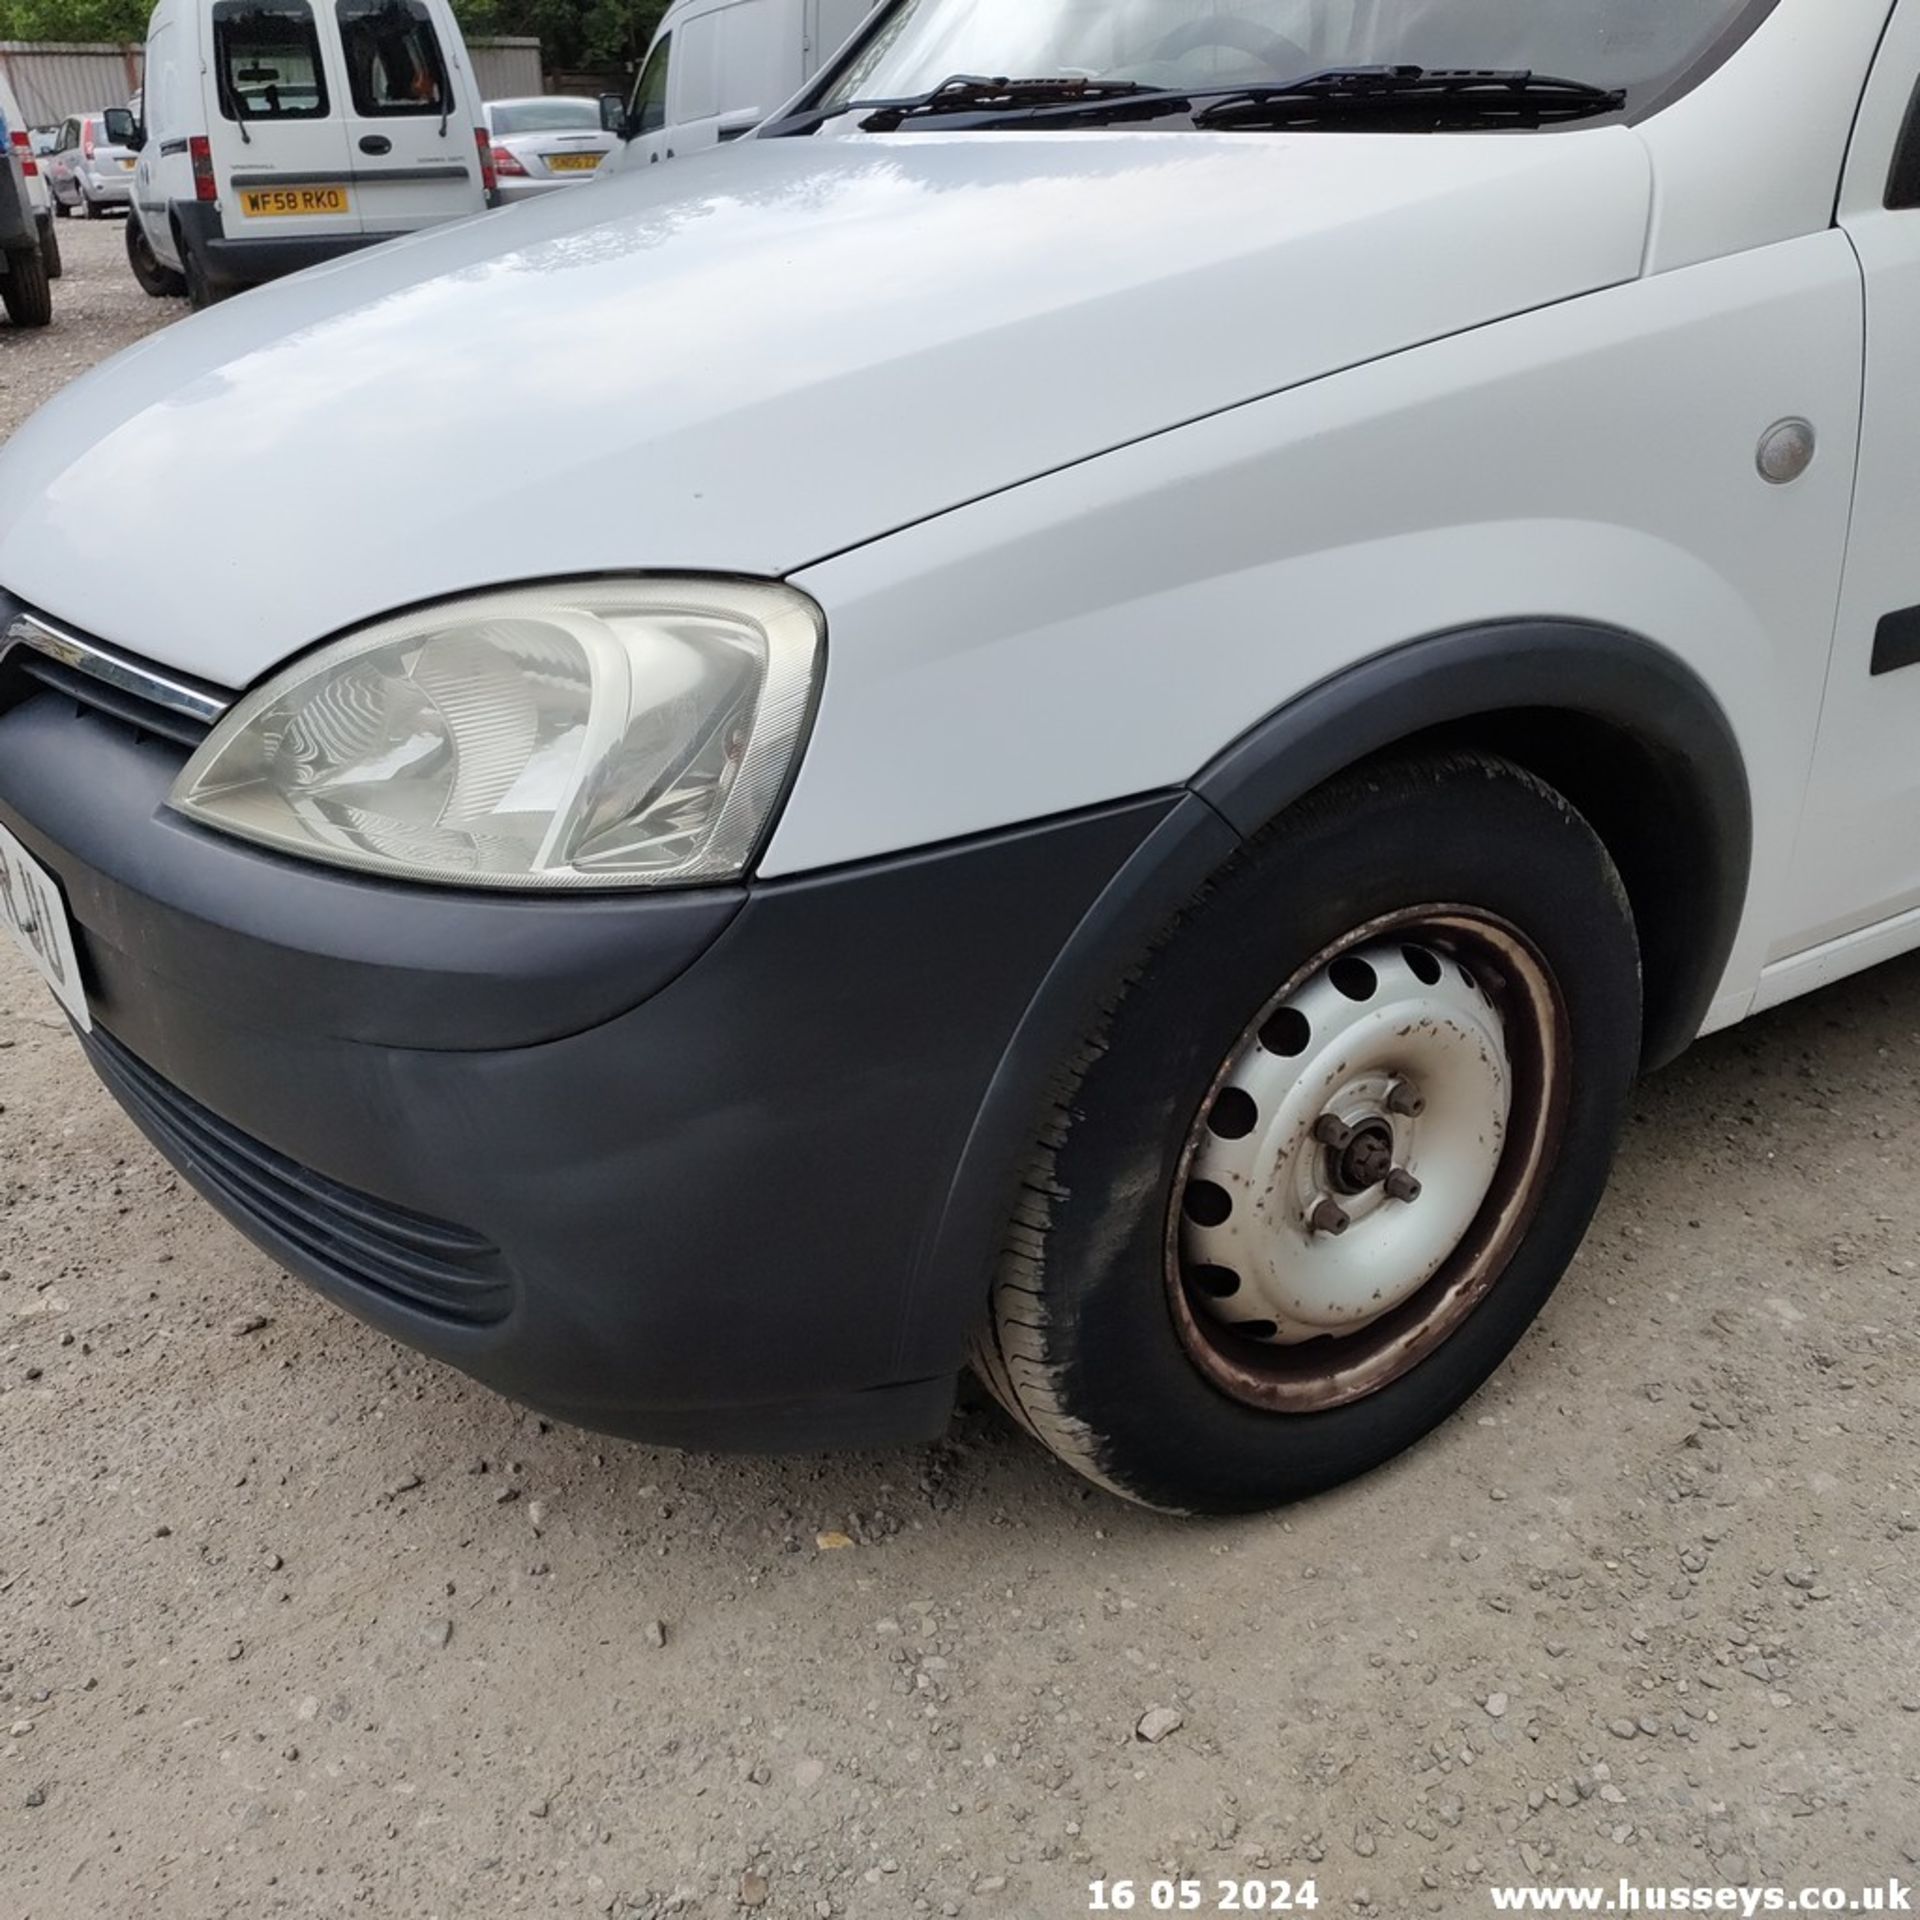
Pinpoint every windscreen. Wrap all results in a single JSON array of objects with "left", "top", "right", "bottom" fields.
[
  {"left": 825, "top": 0, "right": 1770, "bottom": 112},
  {"left": 490, "top": 98, "right": 600, "bottom": 135}
]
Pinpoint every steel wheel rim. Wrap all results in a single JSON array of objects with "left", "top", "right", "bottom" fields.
[{"left": 1165, "top": 906, "right": 1568, "bottom": 1415}]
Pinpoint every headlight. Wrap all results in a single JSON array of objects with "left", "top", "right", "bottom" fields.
[{"left": 168, "top": 579, "right": 823, "bottom": 889}]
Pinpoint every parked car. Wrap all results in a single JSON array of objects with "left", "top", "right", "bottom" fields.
[
  {"left": 0, "top": 72, "right": 55, "bottom": 324},
  {"left": 43, "top": 112, "right": 137, "bottom": 219},
  {"left": 482, "top": 96, "right": 615, "bottom": 198},
  {"left": 4, "top": 0, "right": 1919, "bottom": 1512},
  {"left": 29, "top": 127, "right": 60, "bottom": 158},
  {"left": 598, "top": 0, "right": 875, "bottom": 170},
  {"left": 118, "top": 0, "right": 492, "bottom": 308}
]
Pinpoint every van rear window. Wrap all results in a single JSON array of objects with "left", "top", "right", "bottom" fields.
[
  {"left": 336, "top": 0, "right": 451, "bottom": 117},
  {"left": 213, "top": 0, "right": 330, "bottom": 121}
]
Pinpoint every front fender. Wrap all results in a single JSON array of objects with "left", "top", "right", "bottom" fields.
[{"left": 776, "top": 233, "right": 1862, "bottom": 1034}]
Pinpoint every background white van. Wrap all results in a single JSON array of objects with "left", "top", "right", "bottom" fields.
[
  {"left": 121, "top": 0, "right": 492, "bottom": 307},
  {"left": 598, "top": 0, "right": 875, "bottom": 171}
]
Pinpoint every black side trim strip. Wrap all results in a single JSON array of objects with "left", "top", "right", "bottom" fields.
[{"left": 1871, "top": 606, "right": 1920, "bottom": 675}]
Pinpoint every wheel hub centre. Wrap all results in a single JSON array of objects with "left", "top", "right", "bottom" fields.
[
  {"left": 1324, "top": 1116, "right": 1396, "bottom": 1194},
  {"left": 1177, "top": 936, "right": 1516, "bottom": 1351}
]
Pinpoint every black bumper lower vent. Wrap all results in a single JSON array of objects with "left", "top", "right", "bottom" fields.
[{"left": 82, "top": 1027, "right": 514, "bottom": 1328}]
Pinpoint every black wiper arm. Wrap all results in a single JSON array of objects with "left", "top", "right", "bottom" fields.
[
  {"left": 1191, "top": 66, "right": 1627, "bottom": 130},
  {"left": 762, "top": 65, "right": 1625, "bottom": 141},
  {"left": 761, "top": 73, "right": 1169, "bottom": 139}
]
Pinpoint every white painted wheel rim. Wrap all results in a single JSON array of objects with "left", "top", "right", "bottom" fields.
[
  {"left": 1165, "top": 907, "right": 1567, "bottom": 1415},
  {"left": 1181, "top": 939, "right": 1512, "bottom": 1345}
]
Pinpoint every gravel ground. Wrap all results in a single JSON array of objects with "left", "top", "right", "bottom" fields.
[
  {"left": 0, "top": 216, "right": 179, "bottom": 431},
  {"left": 3, "top": 218, "right": 1918, "bottom": 1919}
]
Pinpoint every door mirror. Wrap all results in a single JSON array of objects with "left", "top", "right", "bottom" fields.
[
  {"left": 104, "top": 107, "right": 141, "bottom": 149},
  {"left": 598, "top": 92, "right": 629, "bottom": 138}
]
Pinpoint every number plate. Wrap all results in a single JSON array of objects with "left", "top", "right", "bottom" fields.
[
  {"left": 546, "top": 152, "right": 602, "bottom": 172},
  {"left": 0, "top": 820, "right": 90, "bottom": 1031},
  {"left": 238, "top": 185, "right": 351, "bottom": 217}
]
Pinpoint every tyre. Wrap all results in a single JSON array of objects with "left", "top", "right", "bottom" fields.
[
  {"left": 126, "top": 216, "right": 186, "bottom": 298},
  {"left": 80, "top": 187, "right": 101, "bottom": 220},
  {"left": 972, "top": 750, "right": 1642, "bottom": 1514},
  {"left": 53, "top": 191, "right": 70, "bottom": 218},
  {"left": 1, "top": 243, "right": 53, "bottom": 328},
  {"left": 40, "top": 218, "right": 62, "bottom": 281}
]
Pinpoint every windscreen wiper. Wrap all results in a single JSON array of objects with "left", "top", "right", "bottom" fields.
[
  {"left": 763, "top": 64, "right": 1626, "bottom": 140},
  {"left": 1189, "top": 66, "right": 1627, "bottom": 131},
  {"left": 761, "top": 73, "right": 1171, "bottom": 138}
]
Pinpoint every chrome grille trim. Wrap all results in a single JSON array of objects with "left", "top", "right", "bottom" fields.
[{"left": 2, "top": 611, "right": 233, "bottom": 730}]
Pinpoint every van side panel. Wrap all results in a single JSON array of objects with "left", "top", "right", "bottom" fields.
[{"left": 131, "top": 8, "right": 187, "bottom": 268}]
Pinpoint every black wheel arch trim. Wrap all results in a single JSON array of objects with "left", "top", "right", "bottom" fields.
[
  {"left": 1190, "top": 618, "right": 1751, "bottom": 1074},
  {"left": 895, "top": 617, "right": 1751, "bottom": 1382}
]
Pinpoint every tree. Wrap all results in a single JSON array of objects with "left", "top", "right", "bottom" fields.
[
  {"left": 450, "top": 0, "right": 668, "bottom": 71},
  {"left": 0, "top": 0, "right": 667, "bottom": 71},
  {"left": 0, "top": 0, "right": 154, "bottom": 38}
]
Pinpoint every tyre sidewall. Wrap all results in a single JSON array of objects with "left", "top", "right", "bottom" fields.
[
  {"left": 1037, "top": 758, "right": 1642, "bottom": 1514},
  {"left": 2, "top": 244, "right": 53, "bottom": 327}
]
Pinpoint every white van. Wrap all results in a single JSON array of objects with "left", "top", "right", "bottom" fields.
[
  {"left": 118, "top": 0, "right": 492, "bottom": 307},
  {"left": 598, "top": 0, "right": 875, "bottom": 169}
]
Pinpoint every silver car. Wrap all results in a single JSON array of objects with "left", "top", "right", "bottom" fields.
[
  {"left": 44, "top": 114, "right": 135, "bottom": 218},
  {"left": 483, "top": 97, "right": 615, "bottom": 202}
]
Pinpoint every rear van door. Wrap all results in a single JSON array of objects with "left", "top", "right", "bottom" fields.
[
  {"left": 210, "top": 0, "right": 361, "bottom": 242},
  {"left": 328, "top": 0, "right": 482, "bottom": 235}
]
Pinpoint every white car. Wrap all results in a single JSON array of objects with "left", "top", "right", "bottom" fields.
[
  {"left": 1, "top": 0, "right": 1915, "bottom": 1512},
  {"left": 483, "top": 96, "right": 614, "bottom": 199}
]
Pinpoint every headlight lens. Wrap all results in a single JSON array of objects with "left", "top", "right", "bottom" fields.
[{"left": 168, "top": 579, "right": 823, "bottom": 889}]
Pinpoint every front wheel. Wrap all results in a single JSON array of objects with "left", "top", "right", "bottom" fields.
[
  {"left": 79, "top": 188, "right": 99, "bottom": 220},
  {"left": 972, "top": 750, "right": 1641, "bottom": 1514},
  {"left": 1, "top": 244, "right": 53, "bottom": 327}
]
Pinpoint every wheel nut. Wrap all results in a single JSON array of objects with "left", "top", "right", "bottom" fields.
[
  {"left": 1308, "top": 1198, "right": 1351, "bottom": 1236},
  {"left": 1386, "top": 1082, "right": 1425, "bottom": 1118},
  {"left": 1312, "top": 1114, "right": 1353, "bottom": 1150},
  {"left": 1384, "top": 1169, "right": 1422, "bottom": 1204}
]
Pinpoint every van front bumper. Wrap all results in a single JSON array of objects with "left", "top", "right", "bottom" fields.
[{"left": 0, "top": 682, "right": 1176, "bottom": 1450}]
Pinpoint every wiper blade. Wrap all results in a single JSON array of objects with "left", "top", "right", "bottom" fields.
[
  {"left": 763, "top": 64, "right": 1626, "bottom": 141},
  {"left": 1191, "top": 66, "right": 1627, "bottom": 130},
  {"left": 761, "top": 73, "right": 1168, "bottom": 138}
]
